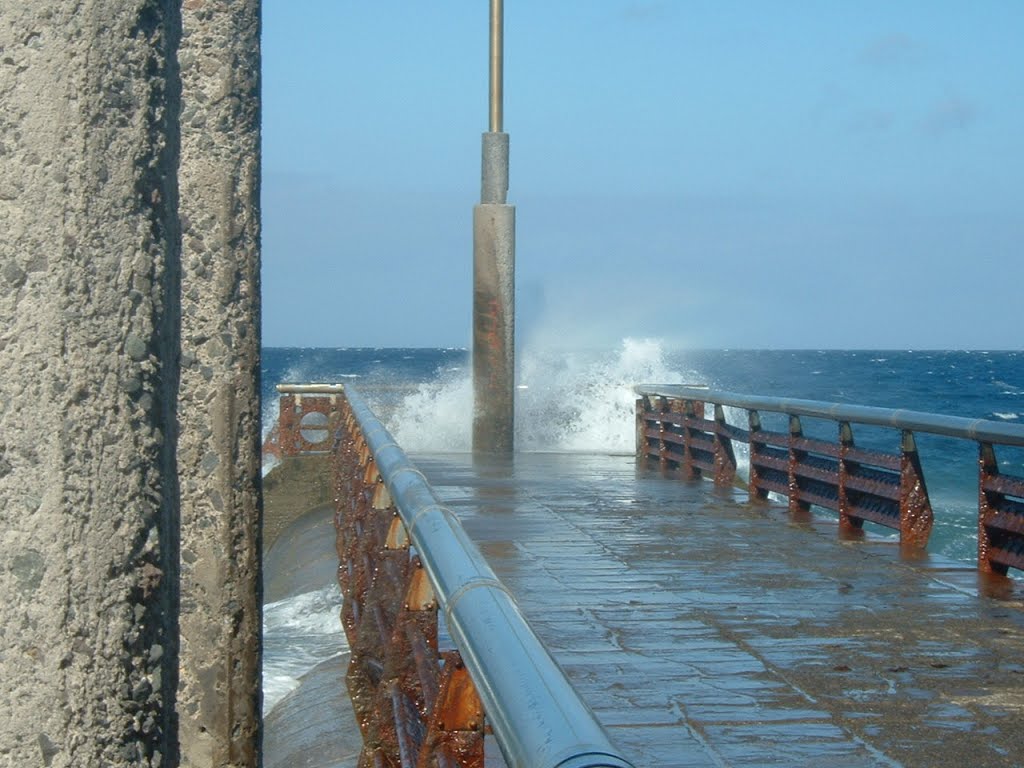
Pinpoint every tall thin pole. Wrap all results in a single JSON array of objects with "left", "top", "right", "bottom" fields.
[
  {"left": 473, "top": 0, "right": 515, "bottom": 453},
  {"left": 489, "top": 0, "right": 503, "bottom": 133}
]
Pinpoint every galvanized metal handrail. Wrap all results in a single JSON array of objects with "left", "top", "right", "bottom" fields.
[
  {"left": 344, "top": 385, "right": 634, "bottom": 768},
  {"left": 637, "top": 385, "right": 1024, "bottom": 446}
]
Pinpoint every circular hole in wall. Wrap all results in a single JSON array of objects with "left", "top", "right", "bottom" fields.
[{"left": 299, "top": 411, "right": 329, "bottom": 445}]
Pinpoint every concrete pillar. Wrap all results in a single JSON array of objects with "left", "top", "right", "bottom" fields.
[
  {"left": 176, "top": 0, "right": 263, "bottom": 765},
  {"left": 0, "top": 2, "right": 181, "bottom": 766},
  {"left": 0, "top": 1, "right": 263, "bottom": 766}
]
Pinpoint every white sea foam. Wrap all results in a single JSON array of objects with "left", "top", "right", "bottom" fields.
[
  {"left": 387, "top": 371, "right": 474, "bottom": 451},
  {"left": 717, "top": 403, "right": 752, "bottom": 482},
  {"left": 262, "top": 584, "right": 347, "bottom": 713},
  {"left": 262, "top": 454, "right": 282, "bottom": 479},
  {"left": 993, "top": 412, "right": 1020, "bottom": 421},
  {"left": 387, "top": 338, "right": 700, "bottom": 454},
  {"left": 262, "top": 393, "right": 281, "bottom": 444},
  {"left": 261, "top": 395, "right": 282, "bottom": 478},
  {"left": 262, "top": 362, "right": 313, "bottom": 441},
  {"left": 262, "top": 362, "right": 325, "bottom": 476},
  {"left": 518, "top": 338, "right": 696, "bottom": 453}
]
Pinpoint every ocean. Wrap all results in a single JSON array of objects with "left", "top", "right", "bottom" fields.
[{"left": 259, "top": 342, "right": 1024, "bottom": 748}]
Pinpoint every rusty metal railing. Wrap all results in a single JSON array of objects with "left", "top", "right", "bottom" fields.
[
  {"left": 635, "top": 385, "right": 1024, "bottom": 577},
  {"left": 332, "top": 384, "right": 634, "bottom": 768},
  {"left": 262, "top": 383, "right": 345, "bottom": 460}
]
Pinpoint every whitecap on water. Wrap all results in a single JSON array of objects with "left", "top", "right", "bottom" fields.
[
  {"left": 387, "top": 371, "right": 474, "bottom": 452},
  {"left": 386, "top": 337, "right": 702, "bottom": 454},
  {"left": 262, "top": 584, "right": 347, "bottom": 713},
  {"left": 517, "top": 338, "right": 698, "bottom": 453}
]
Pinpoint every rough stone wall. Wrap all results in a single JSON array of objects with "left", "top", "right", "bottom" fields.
[
  {"left": 0, "top": 1, "right": 262, "bottom": 766},
  {"left": 176, "top": 1, "right": 262, "bottom": 765},
  {"left": 0, "top": 2, "right": 180, "bottom": 766}
]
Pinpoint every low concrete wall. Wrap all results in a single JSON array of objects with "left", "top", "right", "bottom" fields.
[{"left": 263, "top": 456, "right": 334, "bottom": 553}]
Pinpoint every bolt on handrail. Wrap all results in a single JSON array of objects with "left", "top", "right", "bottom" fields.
[{"left": 343, "top": 385, "right": 635, "bottom": 768}]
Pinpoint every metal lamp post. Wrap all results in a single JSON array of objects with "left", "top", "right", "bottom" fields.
[{"left": 472, "top": 0, "right": 516, "bottom": 453}]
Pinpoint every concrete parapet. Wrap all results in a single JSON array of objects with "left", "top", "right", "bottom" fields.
[{"left": 262, "top": 456, "right": 332, "bottom": 553}]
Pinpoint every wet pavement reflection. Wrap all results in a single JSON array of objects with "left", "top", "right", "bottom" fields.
[{"left": 414, "top": 452, "right": 1024, "bottom": 767}]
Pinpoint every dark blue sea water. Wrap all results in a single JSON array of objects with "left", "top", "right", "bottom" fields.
[
  {"left": 260, "top": 343, "right": 1024, "bottom": 719},
  {"left": 262, "top": 344, "right": 1024, "bottom": 561}
]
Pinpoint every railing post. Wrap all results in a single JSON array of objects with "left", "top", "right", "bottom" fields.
[
  {"left": 374, "top": 556, "right": 442, "bottom": 767},
  {"left": 417, "top": 651, "right": 485, "bottom": 768},
  {"left": 658, "top": 397, "right": 672, "bottom": 469},
  {"left": 681, "top": 399, "right": 700, "bottom": 479},
  {"left": 978, "top": 442, "right": 1007, "bottom": 575},
  {"left": 634, "top": 399, "right": 643, "bottom": 460},
  {"left": 748, "top": 410, "right": 768, "bottom": 502},
  {"left": 713, "top": 404, "right": 737, "bottom": 486},
  {"left": 635, "top": 397, "right": 648, "bottom": 460},
  {"left": 899, "top": 430, "right": 933, "bottom": 549},
  {"left": 788, "top": 415, "right": 809, "bottom": 516},
  {"left": 837, "top": 421, "right": 864, "bottom": 539},
  {"left": 277, "top": 393, "right": 301, "bottom": 457}
]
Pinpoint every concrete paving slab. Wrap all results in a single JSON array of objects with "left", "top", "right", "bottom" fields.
[{"left": 412, "top": 451, "right": 1024, "bottom": 768}]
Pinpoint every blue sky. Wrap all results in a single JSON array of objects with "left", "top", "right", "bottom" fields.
[{"left": 262, "top": 2, "right": 1023, "bottom": 349}]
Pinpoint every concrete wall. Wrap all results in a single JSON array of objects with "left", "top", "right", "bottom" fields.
[{"left": 0, "top": 1, "right": 261, "bottom": 765}]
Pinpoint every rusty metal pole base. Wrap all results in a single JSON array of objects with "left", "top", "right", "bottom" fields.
[{"left": 472, "top": 199, "right": 515, "bottom": 455}]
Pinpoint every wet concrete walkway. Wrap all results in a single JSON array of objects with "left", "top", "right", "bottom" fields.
[{"left": 412, "top": 452, "right": 1024, "bottom": 768}]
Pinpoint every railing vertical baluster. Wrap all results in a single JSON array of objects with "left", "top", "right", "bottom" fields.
[
  {"left": 278, "top": 393, "right": 300, "bottom": 456},
  {"left": 658, "top": 397, "right": 670, "bottom": 469},
  {"left": 899, "top": 430, "right": 933, "bottom": 549},
  {"left": 788, "top": 415, "right": 809, "bottom": 516},
  {"left": 378, "top": 556, "right": 440, "bottom": 767},
  {"left": 417, "top": 651, "right": 485, "bottom": 768},
  {"left": 748, "top": 410, "right": 768, "bottom": 503},
  {"left": 837, "top": 421, "right": 864, "bottom": 539},
  {"left": 682, "top": 399, "right": 700, "bottom": 480},
  {"left": 713, "top": 404, "right": 737, "bottom": 486},
  {"left": 346, "top": 460, "right": 403, "bottom": 742},
  {"left": 635, "top": 397, "right": 647, "bottom": 460},
  {"left": 678, "top": 399, "right": 692, "bottom": 478},
  {"left": 978, "top": 442, "right": 1007, "bottom": 575}
]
